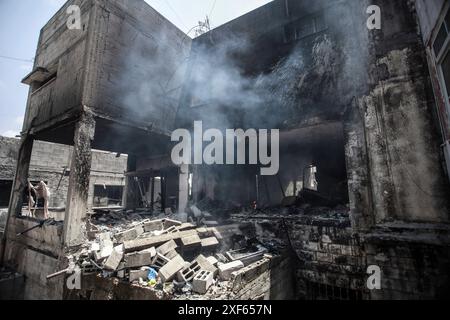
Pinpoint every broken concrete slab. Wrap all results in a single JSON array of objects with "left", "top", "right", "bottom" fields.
[
  {"left": 156, "top": 240, "right": 178, "bottom": 256},
  {"left": 124, "top": 247, "right": 156, "bottom": 268},
  {"left": 218, "top": 260, "right": 244, "bottom": 280},
  {"left": 158, "top": 255, "right": 185, "bottom": 283},
  {"left": 193, "top": 270, "right": 214, "bottom": 294}
]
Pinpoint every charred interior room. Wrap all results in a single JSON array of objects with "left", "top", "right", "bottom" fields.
[{"left": 1, "top": 0, "right": 450, "bottom": 301}]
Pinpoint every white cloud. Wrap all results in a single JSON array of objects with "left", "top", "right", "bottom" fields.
[{"left": 2, "top": 130, "right": 19, "bottom": 138}]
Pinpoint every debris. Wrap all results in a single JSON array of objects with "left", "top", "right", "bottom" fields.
[
  {"left": 156, "top": 240, "right": 178, "bottom": 256},
  {"left": 206, "top": 256, "right": 219, "bottom": 266},
  {"left": 123, "top": 247, "right": 156, "bottom": 268},
  {"left": 159, "top": 255, "right": 186, "bottom": 283},
  {"left": 218, "top": 260, "right": 245, "bottom": 280},
  {"left": 123, "top": 229, "right": 198, "bottom": 252},
  {"left": 201, "top": 237, "right": 219, "bottom": 251},
  {"left": 152, "top": 253, "right": 170, "bottom": 269},
  {"left": 114, "top": 225, "right": 144, "bottom": 243},
  {"left": 195, "top": 255, "right": 218, "bottom": 276},
  {"left": 104, "top": 245, "right": 124, "bottom": 271},
  {"left": 193, "top": 270, "right": 214, "bottom": 294},
  {"left": 226, "top": 245, "right": 268, "bottom": 266},
  {"left": 129, "top": 267, "right": 150, "bottom": 282},
  {"left": 181, "top": 234, "right": 202, "bottom": 248},
  {"left": 177, "top": 260, "right": 201, "bottom": 282}
]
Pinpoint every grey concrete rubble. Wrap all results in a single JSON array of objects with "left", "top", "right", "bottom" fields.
[{"left": 56, "top": 211, "right": 276, "bottom": 299}]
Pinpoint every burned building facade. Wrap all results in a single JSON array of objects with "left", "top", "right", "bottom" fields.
[{"left": 1, "top": 0, "right": 450, "bottom": 300}]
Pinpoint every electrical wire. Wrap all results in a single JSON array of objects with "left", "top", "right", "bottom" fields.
[
  {"left": 163, "top": 0, "right": 188, "bottom": 30},
  {"left": 0, "top": 55, "right": 33, "bottom": 63},
  {"left": 209, "top": 0, "right": 217, "bottom": 19}
]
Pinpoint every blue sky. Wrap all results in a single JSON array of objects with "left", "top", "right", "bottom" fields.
[{"left": 0, "top": 0, "right": 272, "bottom": 138}]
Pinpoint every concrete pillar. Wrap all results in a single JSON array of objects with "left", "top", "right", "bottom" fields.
[
  {"left": 8, "top": 135, "right": 34, "bottom": 218},
  {"left": 344, "top": 101, "right": 375, "bottom": 232},
  {"left": 63, "top": 111, "right": 96, "bottom": 247},
  {"left": 123, "top": 155, "right": 139, "bottom": 210},
  {"left": 0, "top": 135, "right": 34, "bottom": 264},
  {"left": 178, "top": 164, "right": 189, "bottom": 213}
]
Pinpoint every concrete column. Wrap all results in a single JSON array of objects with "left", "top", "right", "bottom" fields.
[
  {"left": 8, "top": 135, "right": 34, "bottom": 218},
  {"left": 63, "top": 111, "right": 96, "bottom": 247},
  {"left": 178, "top": 164, "right": 189, "bottom": 213},
  {"left": 344, "top": 104, "right": 375, "bottom": 232},
  {"left": 0, "top": 135, "right": 34, "bottom": 265},
  {"left": 123, "top": 155, "right": 139, "bottom": 210}
]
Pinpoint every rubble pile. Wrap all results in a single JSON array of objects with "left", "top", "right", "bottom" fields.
[{"left": 67, "top": 205, "right": 277, "bottom": 298}]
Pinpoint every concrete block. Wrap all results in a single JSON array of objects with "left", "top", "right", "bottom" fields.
[
  {"left": 95, "top": 239, "right": 114, "bottom": 261},
  {"left": 156, "top": 240, "right": 178, "bottom": 256},
  {"left": 197, "top": 227, "right": 212, "bottom": 237},
  {"left": 195, "top": 254, "right": 218, "bottom": 275},
  {"left": 129, "top": 267, "right": 150, "bottom": 282},
  {"left": 165, "top": 249, "right": 179, "bottom": 260},
  {"left": 181, "top": 234, "right": 202, "bottom": 248},
  {"left": 104, "top": 245, "right": 124, "bottom": 271},
  {"left": 201, "top": 237, "right": 219, "bottom": 250},
  {"left": 177, "top": 261, "right": 201, "bottom": 282},
  {"left": 152, "top": 252, "right": 170, "bottom": 268},
  {"left": 206, "top": 256, "right": 219, "bottom": 266},
  {"left": 143, "top": 219, "right": 164, "bottom": 233},
  {"left": 158, "top": 255, "right": 185, "bottom": 283},
  {"left": 177, "top": 223, "right": 196, "bottom": 231},
  {"left": 161, "top": 226, "right": 179, "bottom": 234},
  {"left": 163, "top": 219, "right": 182, "bottom": 229},
  {"left": 193, "top": 270, "right": 214, "bottom": 294},
  {"left": 114, "top": 226, "right": 141, "bottom": 243},
  {"left": 219, "top": 260, "right": 244, "bottom": 280},
  {"left": 231, "top": 258, "right": 270, "bottom": 290},
  {"left": 124, "top": 247, "right": 156, "bottom": 268}
]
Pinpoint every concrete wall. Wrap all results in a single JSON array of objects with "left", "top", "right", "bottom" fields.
[{"left": 23, "top": 0, "right": 92, "bottom": 132}]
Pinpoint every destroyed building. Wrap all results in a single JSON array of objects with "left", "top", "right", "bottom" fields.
[{"left": 1, "top": 0, "right": 450, "bottom": 300}]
